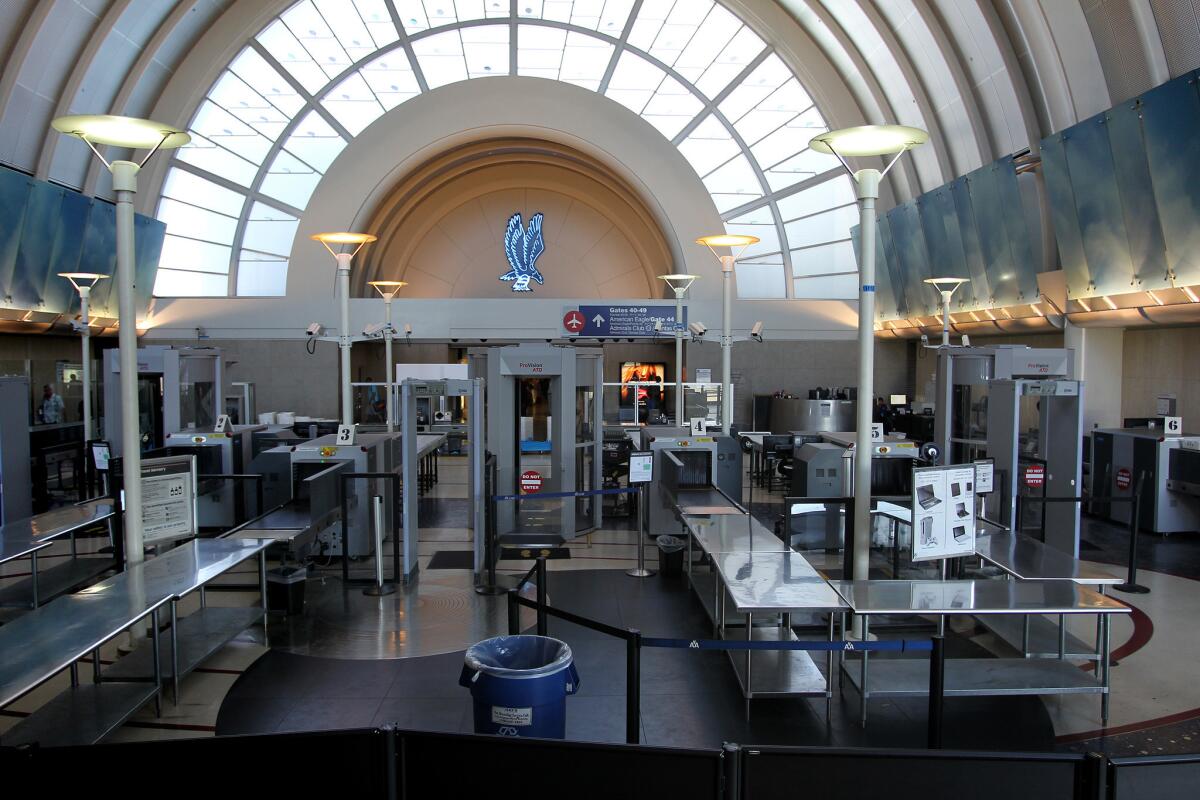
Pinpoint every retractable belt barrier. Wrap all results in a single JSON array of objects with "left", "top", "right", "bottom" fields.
[
  {"left": 641, "top": 637, "right": 933, "bottom": 653},
  {"left": 491, "top": 486, "right": 639, "bottom": 502}
]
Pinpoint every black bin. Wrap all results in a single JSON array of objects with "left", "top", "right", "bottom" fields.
[
  {"left": 656, "top": 535, "right": 685, "bottom": 577},
  {"left": 267, "top": 565, "right": 306, "bottom": 615}
]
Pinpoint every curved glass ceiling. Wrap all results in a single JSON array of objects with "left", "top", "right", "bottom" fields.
[{"left": 153, "top": 0, "right": 854, "bottom": 300}]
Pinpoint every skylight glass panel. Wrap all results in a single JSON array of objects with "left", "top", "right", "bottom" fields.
[
  {"left": 360, "top": 52, "right": 421, "bottom": 110},
  {"left": 718, "top": 54, "right": 790, "bottom": 122},
  {"left": 395, "top": 0, "right": 430, "bottom": 33},
  {"left": 785, "top": 204, "right": 856, "bottom": 250},
  {"left": 454, "top": 0, "right": 489, "bottom": 23},
  {"left": 794, "top": 272, "right": 856, "bottom": 299},
  {"left": 174, "top": 132, "right": 258, "bottom": 187},
  {"left": 351, "top": 0, "right": 400, "bottom": 48},
  {"left": 421, "top": 0, "right": 460, "bottom": 28},
  {"left": 321, "top": 72, "right": 385, "bottom": 135},
  {"left": 677, "top": 114, "right": 740, "bottom": 176},
  {"left": 694, "top": 26, "right": 763, "bottom": 99},
  {"left": 158, "top": 198, "right": 238, "bottom": 245},
  {"left": 257, "top": 19, "right": 330, "bottom": 93},
  {"left": 161, "top": 168, "right": 246, "bottom": 217},
  {"left": 672, "top": 4, "right": 736, "bottom": 84},
  {"left": 259, "top": 150, "right": 323, "bottom": 206},
  {"left": 791, "top": 239, "right": 856, "bottom": 277},
  {"left": 485, "top": 1, "right": 509, "bottom": 18},
  {"left": 626, "top": 0, "right": 674, "bottom": 51},
  {"left": 154, "top": 269, "right": 229, "bottom": 297},
  {"left": 242, "top": 202, "right": 300, "bottom": 255},
  {"left": 312, "top": 0, "right": 382, "bottom": 63},
  {"left": 517, "top": 25, "right": 566, "bottom": 79},
  {"left": 236, "top": 253, "right": 289, "bottom": 296},
  {"left": 725, "top": 207, "right": 779, "bottom": 257},
  {"left": 229, "top": 48, "right": 305, "bottom": 117},
  {"left": 567, "top": 0, "right": 603, "bottom": 29},
  {"left": 775, "top": 175, "right": 855, "bottom": 222},
  {"left": 517, "top": 1, "right": 545, "bottom": 19},
  {"left": 639, "top": 75, "right": 702, "bottom": 139},
  {"left": 604, "top": 51, "right": 665, "bottom": 115},
  {"left": 462, "top": 25, "right": 509, "bottom": 77},
  {"left": 734, "top": 261, "right": 785, "bottom": 298},
  {"left": 702, "top": 153, "right": 762, "bottom": 212},
  {"left": 190, "top": 100, "right": 273, "bottom": 164},
  {"left": 598, "top": 0, "right": 635, "bottom": 36},
  {"left": 209, "top": 72, "right": 291, "bottom": 140},
  {"left": 559, "top": 32, "right": 612, "bottom": 90},
  {"left": 160, "top": 234, "right": 232, "bottom": 274},
  {"left": 539, "top": 1, "right": 572, "bottom": 23},
  {"left": 281, "top": 110, "right": 346, "bottom": 172},
  {"left": 279, "top": 1, "right": 354, "bottom": 80},
  {"left": 646, "top": 0, "right": 710, "bottom": 69},
  {"left": 412, "top": 31, "right": 469, "bottom": 87},
  {"left": 733, "top": 79, "right": 813, "bottom": 145},
  {"left": 763, "top": 146, "right": 839, "bottom": 192}
]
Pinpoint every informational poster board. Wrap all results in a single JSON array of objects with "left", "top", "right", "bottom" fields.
[
  {"left": 91, "top": 442, "right": 111, "bottom": 472},
  {"left": 140, "top": 455, "right": 198, "bottom": 544},
  {"left": 629, "top": 451, "right": 653, "bottom": 484},
  {"left": 911, "top": 463, "right": 976, "bottom": 562},
  {"left": 973, "top": 458, "right": 994, "bottom": 495}
]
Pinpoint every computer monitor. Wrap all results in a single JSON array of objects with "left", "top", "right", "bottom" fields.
[{"left": 889, "top": 394, "right": 907, "bottom": 406}]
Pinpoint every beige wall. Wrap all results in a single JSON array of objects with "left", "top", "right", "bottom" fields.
[{"left": 1122, "top": 327, "right": 1200, "bottom": 425}]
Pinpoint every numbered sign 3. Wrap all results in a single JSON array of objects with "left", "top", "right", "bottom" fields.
[{"left": 336, "top": 424, "right": 357, "bottom": 446}]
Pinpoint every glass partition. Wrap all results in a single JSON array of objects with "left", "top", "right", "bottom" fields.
[{"left": 600, "top": 382, "right": 730, "bottom": 427}]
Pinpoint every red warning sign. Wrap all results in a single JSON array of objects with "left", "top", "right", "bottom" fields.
[
  {"left": 562, "top": 310, "right": 585, "bottom": 334},
  {"left": 1023, "top": 464, "right": 1045, "bottom": 488},
  {"left": 520, "top": 470, "right": 544, "bottom": 494},
  {"left": 1116, "top": 468, "right": 1132, "bottom": 491}
]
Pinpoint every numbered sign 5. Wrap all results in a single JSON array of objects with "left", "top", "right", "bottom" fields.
[{"left": 336, "top": 424, "right": 357, "bottom": 445}]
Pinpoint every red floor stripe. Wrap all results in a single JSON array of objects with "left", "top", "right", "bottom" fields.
[{"left": 1056, "top": 706, "right": 1200, "bottom": 743}]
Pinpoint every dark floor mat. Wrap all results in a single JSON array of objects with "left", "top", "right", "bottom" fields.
[{"left": 427, "top": 550, "right": 475, "bottom": 570}]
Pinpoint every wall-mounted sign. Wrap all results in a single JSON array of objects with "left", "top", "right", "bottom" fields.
[
  {"left": 499, "top": 212, "right": 545, "bottom": 292},
  {"left": 562, "top": 305, "right": 685, "bottom": 337}
]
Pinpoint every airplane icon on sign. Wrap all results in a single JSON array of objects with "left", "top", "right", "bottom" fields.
[{"left": 563, "top": 310, "right": 585, "bottom": 333}]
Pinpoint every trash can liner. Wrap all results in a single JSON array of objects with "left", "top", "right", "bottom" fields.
[
  {"left": 464, "top": 635, "right": 574, "bottom": 679},
  {"left": 657, "top": 535, "right": 685, "bottom": 551}
]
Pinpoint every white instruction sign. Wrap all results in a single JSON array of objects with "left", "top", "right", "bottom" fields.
[
  {"left": 629, "top": 451, "right": 654, "bottom": 484},
  {"left": 1165, "top": 416, "right": 1183, "bottom": 435},
  {"left": 695, "top": 369, "right": 711, "bottom": 383},
  {"left": 973, "top": 458, "right": 994, "bottom": 495},
  {"left": 870, "top": 423, "right": 884, "bottom": 442},
  {"left": 491, "top": 706, "right": 532, "bottom": 726},
  {"left": 911, "top": 463, "right": 976, "bottom": 562},
  {"left": 336, "top": 424, "right": 357, "bottom": 445},
  {"left": 141, "top": 455, "right": 198, "bottom": 544}
]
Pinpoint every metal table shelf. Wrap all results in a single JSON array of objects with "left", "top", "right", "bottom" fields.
[
  {"left": 1, "top": 682, "right": 160, "bottom": 747},
  {"left": 730, "top": 627, "right": 828, "bottom": 699},
  {"left": 0, "top": 499, "right": 117, "bottom": 609},
  {"left": 104, "top": 606, "right": 265, "bottom": 683},
  {"left": 841, "top": 657, "right": 1105, "bottom": 698}
]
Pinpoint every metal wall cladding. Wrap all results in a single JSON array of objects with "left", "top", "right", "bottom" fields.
[
  {"left": 1039, "top": 69, "right": 1200, "bottom": 297},
  {"left": 854, "top": 154, "right": 1037, "bottom": 321},
  {"left": 0, "top": 164, "right": 163, "bottom": 318}
]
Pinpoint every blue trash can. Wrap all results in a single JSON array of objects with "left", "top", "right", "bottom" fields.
[{"left": 459, "top": 635, "right": 579, "bottom": 738}]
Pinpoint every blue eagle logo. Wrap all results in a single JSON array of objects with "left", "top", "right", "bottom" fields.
[{"left": 499, "top": 212, "right": 545, "bottom": 292}]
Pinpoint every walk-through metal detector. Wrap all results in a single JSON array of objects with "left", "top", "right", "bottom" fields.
[
  {"left": 103, "top": 346, "right": 223, "bottom": 456},
  {"left": 401, "top": 377, "right": 484, "bottom": 580},
  {"left": 468, "top": 344, "right": 603, "bottom": 539}
]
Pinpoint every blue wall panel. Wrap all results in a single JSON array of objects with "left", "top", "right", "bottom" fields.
[
  {"left": 1106, "top": 101, "right": 1168, "bottom": 288},
  {"left": 1064, "top": 114, "right": 1135, "bottom": 293},
  {"left": 1040, "top": 134, "right": 1090, "bottom": 295},
  {"left": 950, "top": 175, "right": 991, "bottom": 304},
  {"left": 918, "top": 185, "right": 975, "bottom": 308},
  {"left": 1140, "top": 70, "right": 1200, "bottom": 285}
]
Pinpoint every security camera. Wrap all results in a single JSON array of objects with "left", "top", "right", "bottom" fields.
[
  {"left": 961, "top": 334, "right": 970, "bottom": 347},
  {"left": 70, "top": 319, "right": 88, "bottom": 334},
  {"left": 688, "top": 322, "right": 706, "bottom": 337},
  {"left": 306, "top": 322, "right": 324, "bottom": 337},
  {"left": 362, "top": 322, "right": 387, "bottom": 337},
  {"left": 403, "top": 323, "right": 413, "bottom": 335},
  {"left": 654, "top": 320, "right": 663, "bottom": 333},
  {"left": 920, "top": 334, "right": 929, "bottom": 347},
  {"left": 750, "top": 321, "right": 764, "bottom": 343}
]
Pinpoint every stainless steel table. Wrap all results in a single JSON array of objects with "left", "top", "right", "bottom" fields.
[
  {"left": 830, "top": 579, "right": 1131, "bottom": 725},
  {"left": 683, "top": 514, "right": 789, "bottom": 628},
  {"left": 0, "top": 499, "right": 117, "bottom": 608},
  {"left": 975, "top": 531, "right": 1121, "bottom": 662},
  {"left": 715, "top": 551, "right": 847, "bottom": 718}
]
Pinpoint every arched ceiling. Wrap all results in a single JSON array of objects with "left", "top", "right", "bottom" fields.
[{"left": 0, "top": 0, "right": 1197, "bottom": 302}]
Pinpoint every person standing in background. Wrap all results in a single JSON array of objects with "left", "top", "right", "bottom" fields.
[{"left": 40, "top": 384, "right": 64, "bottom": 424}]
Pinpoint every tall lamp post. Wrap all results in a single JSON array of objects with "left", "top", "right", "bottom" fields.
[
  {"left": 368, "top": 280, "right": 407, "bottom": 432},
  {"left": 51, "top": 114, "right": 189, "bottom": 573},
  {"left": 924, "top": 277, "right": 969, "bottom": 347},
  {"left": 311, "top": 232, "right": 377, "bottom": 427},
  {"left": 696, "top": 235, "right": 759, "bottom": 434},
  {"left": 59, "top": 272, "right": 109, "bottom": 443},
  {"left": 809, "top": 124, "right": 928, "bottom": 590},
  {"left": 658, "top": 274, "right": 698, "bottom": 425}
]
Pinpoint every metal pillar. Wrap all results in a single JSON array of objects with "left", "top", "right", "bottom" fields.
[
  {"left": 112, "top": 160, "right": 144, "bottom": 571},
  {"left": 674, "top": 289, "right": 685, "bottom": 425},
  {"left": 720, "top": 254, "right": 734, "bottom": 434},
  {"left": 851, "top": 168, "right": 880, "bottom": 584},
  {"left": 336, "top": 252, "right": 353, "bottom": 427},
  {"left": 80, "top": 286, "right": 94, "bottom": 442},
  {"left": 383, "top": 297, "right": 394, "bottom": 432}
]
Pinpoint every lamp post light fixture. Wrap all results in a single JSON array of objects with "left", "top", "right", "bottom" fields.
[
  {"left": 59, "top": 272, "right": 109, "bottom": 443},
  {"left": 368, "top": 280, "right": 408, "bottom": 432},
  {"left": 696, "top": 234, "right": 759, "bottom": 434},
  {"left": 311, "top": 232, "right": 378, "bottom": 427},
  {"left": 809, "top": 124, "right": 928, "bottom": 593},
  {"left": 657, "top": 274, "right": 699, "bottom": 425},
  {"left": 51, "top": 114, "right": 189, "bottom": 576},
  {"left": 924, "top": 277, "right": 970, "bottom": 348}
]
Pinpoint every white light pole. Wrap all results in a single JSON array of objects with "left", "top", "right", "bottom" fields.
[
  {"left": 59, "top": 272, "right": 109, "bottom": 443},
  {"left": 809, "top": 124, "right": 928, "bottom": 589},
  {"left": 924, "top": 277, "right": 969, "bottom": 347},
  {"left": 696, "top": 235, "right": 759, "bottom": 434},
  {"left": 51, "top": 114, "right": 189, "bottom": 573},
  {"left": 311, "top": 232, "right": 377, "bottom": 427},
  {"left": 368, "top": 281, "right": 407, "bottom": 432},
  {"left": 658, "top": 274, "right": 698, "bottom": 425}
]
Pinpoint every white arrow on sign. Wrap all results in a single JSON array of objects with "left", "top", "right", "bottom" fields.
[{"left": 592, "top": 314, "right": 605, "bottom": 326}]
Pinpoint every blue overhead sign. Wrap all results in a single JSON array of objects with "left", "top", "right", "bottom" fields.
[{"left": 563, "top": 305, "right": 687, "bottom": 337}]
